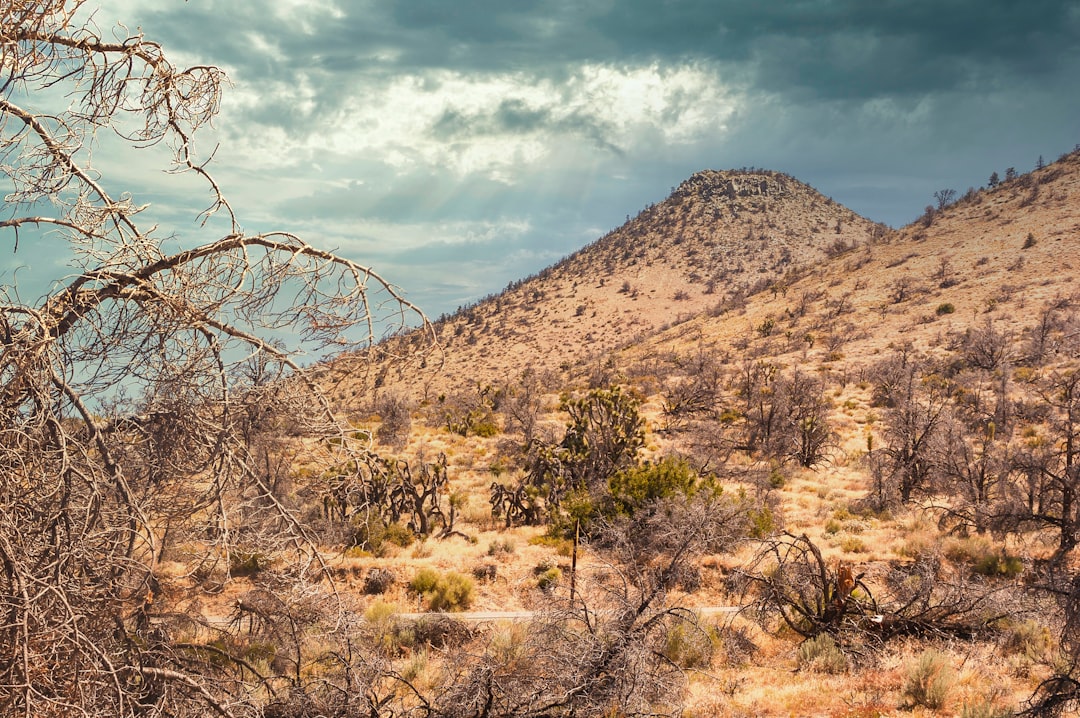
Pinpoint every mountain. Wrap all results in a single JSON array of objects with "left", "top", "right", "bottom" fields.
[
  {"left": 635, "top": 152, "right": 1080, "bottom": 371},
  {"left": 341, "top": 169, "right": 886, "bottom": 402}
]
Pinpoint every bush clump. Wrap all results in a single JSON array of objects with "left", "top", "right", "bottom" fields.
[
  {"left": 409, "top": 569, "right": 475, "bottom": 612},
  {"left": 352, "top": 517, "right": 415, "bottom": 555},
  {"left": 936, "top": 302, "right": 956, "bottom": 315},
  {"left": 663, "top": 620, "right": 717, "bottom": 669},
  {"left": 944, "top": 537, "right": 1022, "bottom": 577},
  {"left": 903, "top": 650, "right": 955, "bottom": 709},
  {"left": 748, "top": 505, "right": 777, "bottom": 539},
  {"left": 229, "top": 550, "right": 271, "bottom": 577},
  {"left": 608, "top": 456, "right": 715, "bottom": 516},
  {"left": 797, "top": 633, "right": 847, "bottom": 674},
  {"left": 535, "top": 565, "right": 561, "bottom": 592},
  {"left": 973, "top": 552, "right": 1023, "bottom": 578},
  {"left": 1001, "top": 619, "right": 1054, "bottom": 663},
  {"left": 363, "top": 568, "right": 396, "bottom": 595},
  {"left": 961, "top": 697, "right": 1016, "bottom": 718}
]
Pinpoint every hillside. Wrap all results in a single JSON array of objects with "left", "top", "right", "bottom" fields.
[
  {"left": 336, "top": 169, "right": 885, "bottom": 405},
  {"left": 636, "top": 154, "right": 1080, "bottom": 371}
]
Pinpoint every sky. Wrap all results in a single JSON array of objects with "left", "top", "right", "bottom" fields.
[{"left": 6, "top": 0, "right": 1080, "bottom": 322}]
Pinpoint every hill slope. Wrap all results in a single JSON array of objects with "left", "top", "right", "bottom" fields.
[
  {"left": 341, "top": 169, "right": 885, "bottom": 403},
  {"left": 632, "top": 151, "right": 1080, "bottom": 371}
]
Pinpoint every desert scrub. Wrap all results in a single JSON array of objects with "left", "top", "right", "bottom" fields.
[
  {"left": 535, "top": 565, "right": 561, "bottom": 592},
  {"left": 1000, "top": 618, "right": 1055, "bottom": 665},
  {"left": 973, "top": 551, "right": 1023, "bottom": 578},
  {"left": 797, "top": 633, "right": 847, "bottom": 674},
  {"left": 747, "top": 505, "right": 777, "bottom": 538},
  {"left": 409, "top": 568, "right": 475, "bottom": 611},
  {"left": 839, "top": 536, "right": 866, "bottom": 553},
  {"left": 903, "top": 649, "right": 955, "bottom": 709},
  {"left": 363, "top": 567, "right": 396, "bottom": 595},
  {"left": 528, "top": 534, "right": 574, "bottom": 556},
  {"left": 663, "top": 620, "right": 717, "bottom": 670},
  {"left": 229, "top": 550, "right": 271, "bottom": 577},
  {"left": 488, "top": 621, "right": 529, "bottom": 668},
  {"left": 944, "top": 536, "right": 1022, "bottom": 577},
  {"left": 486, "top": 537, "right": 515, "bottom": 556},
  {"left": 961, "top": 696, "right": 1016, "bottom": 718},
  {"left": 608, "top": 456, "right": 717, "bottom": 516},
  {"left": 351, "top": 517, "right": 415, "bottom": 555},
  {"left": 364, "top": 600, "right": 405, "bottom": 655}
]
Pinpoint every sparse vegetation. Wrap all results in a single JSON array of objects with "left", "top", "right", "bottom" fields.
[
  {"left": 409, "top": 568, "right": 476, "bottom": 611},
  {"left": 903, "top": 650, "right": 955, "bottom": 710},
  {"left": 797, "top": 633, "right": 848, "bottom": 673}
]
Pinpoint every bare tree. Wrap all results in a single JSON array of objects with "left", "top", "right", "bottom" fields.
[
  {"left": 1, "top": 3, "right": 432, "bottom": 715},
  {"left": 746, "top": 534, "right": 1015, "bottom": 647},
  {"left": 782, "top": 367, "right": 837, "bottom": 468},
  {"left": 933, "top": 411, "right": 1009, "bottom": 535},
  {"left": 1009, "top": 368, "right": 1080, "bottom": 557},
  {"left": 934, "top": 188, "right": 957, "bottom": 210},
  {"left": 659, "top": 350, "right": 724, "bottom": 430},
  {"left": 869, "top": 351, "right": 950, "bottom": 505},
  {"left": 498, "top": 367, "right": 546, "bottom": 444}
]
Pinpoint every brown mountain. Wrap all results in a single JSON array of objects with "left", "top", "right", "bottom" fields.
[
  {"left": 631, "top": 152, "right": 1080, "bottom": 373},
  {"left": 343, "top": 169, "right": 886, "bottom": 402}
]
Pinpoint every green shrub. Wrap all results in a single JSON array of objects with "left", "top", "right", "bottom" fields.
[
  {"left": 748, "top": 506, "right": 776, "bottom": 539},
  {"left": 936, "top": 302, "right": 956, "bottom": 315},
  {"left": 663, "top": 621, "right": 717, "bottom": 669},
  {"left": 383, "top": 522, "right": 416, "bottom": 548},
  {"left": 903, "top": 650, "right": 955, "bottom": 709},
  {"left": 767, "top": 467, "right": 786, "bottom": 489},
  {"left": 352, "top": 517, "right": 415, "bottom": 554},
  {"left": 608, "top": 456, "right": 714, "bottom": 516},
  {"left": 364, "top": 600, "right": 407, "bottom": 655},
  {"left": 797, "top": 633, "right": 847, "bottom": 674},
  {"left": 409, "top": 568, "right": 441, "bottom": 595},
  {"left": 944, "top": 536, "right": 1021, "bottom": 577},
  {"left": 535, "top": 566, "right": 561, "bottom": 592},
  {"left": 528, "top": 533, "right": 574, "bottom": 556},
  {"left": 409, "top": 569, "right": 475, "bottom": 611},
  {"left": 229, "top": 550, "right": 271, "bottom": 577},
  {"left": 973, "top": 552, "right": 1023, "bottom": 578},
  {"left": 365, "top": 600, "right": 399, "bottom": 625}
]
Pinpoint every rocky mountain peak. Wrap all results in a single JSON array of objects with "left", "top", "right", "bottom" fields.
[{"left": 674, "top": 169, "right": 792, "bottom": 203}]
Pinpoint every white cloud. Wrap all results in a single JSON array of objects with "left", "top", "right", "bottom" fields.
[{"left": 217, "top": 62, "right": 741, "bottom": 184}]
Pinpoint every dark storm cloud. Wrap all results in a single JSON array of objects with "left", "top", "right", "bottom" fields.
[
  {"left": 331, "top": 0, "right": 1078, "bottom": 97},
  {"left": 128, "top": 0, "right": 1080, "bottom": 140}
]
